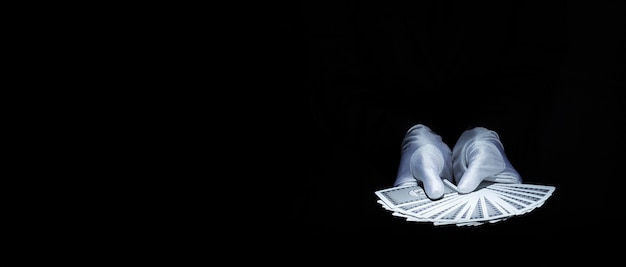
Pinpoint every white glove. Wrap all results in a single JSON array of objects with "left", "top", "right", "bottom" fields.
[
  {"left": 394, "top": 124, "right": 453, "bottom": 199},
  {"left": 452, "top": 127, "right": 522, "bottom": 194}
]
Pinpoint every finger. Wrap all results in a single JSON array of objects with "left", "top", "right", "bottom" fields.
[
  {"left": 416, "top": 167, "right": 446, "bottom": 199},
  {"left": 411, "top": 145, "right": 446, "bottom": 199},
  {"left": 456, "top": 141, "right": 505, "bottom": 193}
]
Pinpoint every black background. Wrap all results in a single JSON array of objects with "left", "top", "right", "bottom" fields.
[{"left": 244, "top": 0, "right": 625, "bottom": 260}]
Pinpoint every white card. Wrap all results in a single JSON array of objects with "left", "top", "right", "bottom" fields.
[
  {"left": 375, "top": 181, "right": 556, "bottom": 227},
  {"left": 374, "top": 183, "right": 458, "bottom": 210}
]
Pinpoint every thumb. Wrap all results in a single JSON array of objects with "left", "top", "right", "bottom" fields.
[
  {"left": 455, "top": 140, "right": 505, "bottom": 193},
  {"left": 410, "top": 144, "right": 447, "bottom": 199}
]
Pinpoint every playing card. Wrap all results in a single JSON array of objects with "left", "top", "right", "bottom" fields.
[
  {"left": 486, "top": 184, "right": 555, "bottom": 214},
  {"left": 375, "top": 181, "right": 556, "bottom": 227},
  {"left": 374, "top": 183, "right": 458, "bottom": 210},
  {"left": 405, "top": 192, "right": 473, "bottom": 220}
]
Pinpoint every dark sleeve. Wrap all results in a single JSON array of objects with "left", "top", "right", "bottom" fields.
[
  {"left": 305, "top": 2, "right": 568, "bottom": 170},
  {"left": 305, "top": 2, "right": 422, "bottom": 168},
  {"left": 461, "top": 2, "right": 568, "bottom": 168},
  {"left": 465, "top": 2, "right": 568, "bottom": 129}
]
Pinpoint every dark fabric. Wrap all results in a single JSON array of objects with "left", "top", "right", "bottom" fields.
[
  {"left": 254, "top": 0, "right": 624, "bottom": 256},
  {"left": 307, "top": 2, "right": 566, "bottom": 176}
]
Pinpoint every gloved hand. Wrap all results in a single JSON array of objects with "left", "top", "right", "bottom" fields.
[
  {"left": 452, "top": 127, "right": 522, "bottom": 193},
  {"left": 394, "top": 124, "right": 453, "bottom": 200}
]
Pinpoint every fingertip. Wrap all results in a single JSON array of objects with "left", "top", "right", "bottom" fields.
[
  {"left": 424, "top": 182, "right": 445, "bottom": 200},
  {"left": 456, "top": 179, "right": 479, "bottom": 194}
]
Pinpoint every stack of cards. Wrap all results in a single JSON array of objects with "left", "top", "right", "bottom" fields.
[{"left": 374, "top": 179, "right": 555, "bottom": 226}]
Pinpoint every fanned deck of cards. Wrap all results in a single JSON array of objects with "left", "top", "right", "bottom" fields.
[{"left": 375, "top": 179, "right": 555, "bottom": 226}]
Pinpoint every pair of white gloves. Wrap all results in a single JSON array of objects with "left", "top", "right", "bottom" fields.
[{"left": 394, "top": 124, "right": 521, "bottom": 199}]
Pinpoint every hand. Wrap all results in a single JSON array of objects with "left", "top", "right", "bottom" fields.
[
  {"left": 452, "top": 127, "right": 522, "bottom": 193},
  {"left": 394, "top": 124, "right": 453, "bottom": 200}
]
